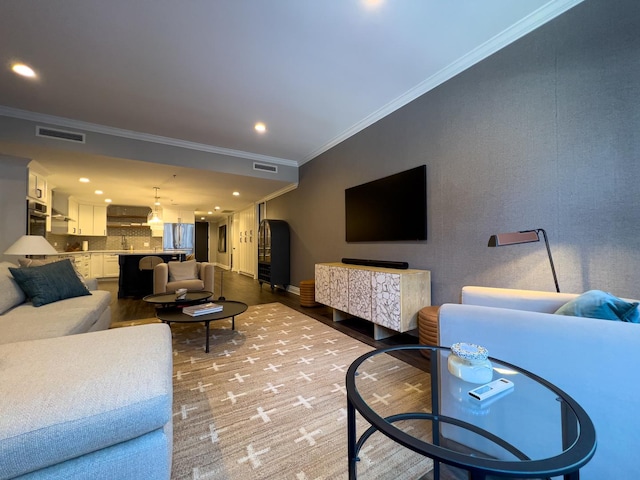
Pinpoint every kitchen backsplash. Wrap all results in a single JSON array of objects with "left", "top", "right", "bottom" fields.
[{"left": 46, "top": 226, "right": 163, "bottom": 252}]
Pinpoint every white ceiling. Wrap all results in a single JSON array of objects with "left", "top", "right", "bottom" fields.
[{"left": 0, "top": 0, "right": 582, "bottom": 220}]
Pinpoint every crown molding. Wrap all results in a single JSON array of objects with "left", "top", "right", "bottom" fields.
[
  {"left": 300, "top": 0, "right": 584, "bottom": 165},
  {"left": 0, "top": 106, "right": 299, "bottom": 168},
  {"left": 259, "top": 182, "right": 299, "bottom": 203}
]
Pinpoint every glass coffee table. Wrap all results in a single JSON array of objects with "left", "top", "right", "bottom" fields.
[
  {"left": 154, "top": 300, "right": 248, "bottom": 353},
  {"left": 346, "top": 345, "right": 596, "bottom": 480}
]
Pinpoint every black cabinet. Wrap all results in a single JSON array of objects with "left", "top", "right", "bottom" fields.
[{"left": 258, "top": 219, "right": 290, "bottom": 290}]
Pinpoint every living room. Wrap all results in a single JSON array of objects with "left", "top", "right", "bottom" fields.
[{"left": 0, "top": 0, "right": 638, "bottom": 478}]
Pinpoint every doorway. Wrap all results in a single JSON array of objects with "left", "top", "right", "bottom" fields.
[{"left": 195, "top": 222, "right": 209, "bottom": 262}]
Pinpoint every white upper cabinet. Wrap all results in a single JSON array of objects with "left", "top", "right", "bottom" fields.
[{"left": 28, "top": 170, "right": 48, "bottom": 202}]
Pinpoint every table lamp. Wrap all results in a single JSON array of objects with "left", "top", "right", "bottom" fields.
[
  {"left": 4, "top": 235, "right": 58, "bottom": 257},
  {"left": 488, "top": 228, "right": 560, "bottom": 292}
]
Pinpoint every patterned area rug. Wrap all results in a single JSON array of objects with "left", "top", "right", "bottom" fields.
[{"left": 122, "top": 303, "right": 434, "bottom": 479}]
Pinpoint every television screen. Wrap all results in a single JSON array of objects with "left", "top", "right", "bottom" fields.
[{"left": 345, "top": 165, "right": 427, "bottom": 242}]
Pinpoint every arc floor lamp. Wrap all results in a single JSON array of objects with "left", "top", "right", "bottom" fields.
[{"left": 488, "top": 228, "right": 560, "bottom": 292}]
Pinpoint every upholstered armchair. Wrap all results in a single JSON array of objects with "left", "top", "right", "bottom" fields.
[{"left": 153, "top": 260, "right": 215, "bottom": 294}]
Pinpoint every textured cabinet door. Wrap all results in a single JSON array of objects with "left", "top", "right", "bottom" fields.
[
  {"left": 371, "top": 272, "right": 401, "bottom": 331},
  {"left": 314, "top": 264, "right": 331, "bottom": 305},
  {"left": 330, "top": 266, "right": 349, "bottom": 313},
  {"left": 347, "top": 269, "right": 372, "bottom": 320}
]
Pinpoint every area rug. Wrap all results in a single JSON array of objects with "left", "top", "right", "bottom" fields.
[{"left": 129, "top": 303, "right": 434, "bottom": 479}]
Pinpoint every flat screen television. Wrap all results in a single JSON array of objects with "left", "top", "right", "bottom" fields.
[{"left": 345, "top": 165, "right": 427, "bottom": 242}]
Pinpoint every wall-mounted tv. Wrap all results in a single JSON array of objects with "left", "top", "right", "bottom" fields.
[{"left": 345, "top": 165, "right": 427, "bottom": 242}]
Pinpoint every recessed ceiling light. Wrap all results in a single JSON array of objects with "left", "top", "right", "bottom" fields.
[
  {"left": 104, "top": 198, "right": 112, "bottom": 203},
  {"left": 207, "top": 211, "right": 213, "bottom": 215},
  {"left": 94, "top": 190, "right": 103, "bottom": 195},
  {"left": 233, "top": 191, "right": 240, "bottom": 196},
  {"left": 362, "top": 0, "right": 384, "bottom": 8},
  {"left": 79, "top": 177, "right": 90, "bottom": 183},
  {"left": 12, "top": 63, "right": 36, "bottom": 78},
  {"left": 214, "top": 206, "right": 220, "bottom": 210},
  {"left": 254, "top": 122, "right": 266, "bottom": 133}
]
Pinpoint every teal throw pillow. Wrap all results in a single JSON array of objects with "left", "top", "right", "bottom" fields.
[
  {"left": 554, "top": 290, "right": 640, "bottom": 323},
  {"left": 9, "top": 259, "right": 91, "bottom": 307}
]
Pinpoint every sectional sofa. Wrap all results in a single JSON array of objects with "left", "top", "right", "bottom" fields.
[
  {"left": 0, "top": 260, "right": 173, "bottom": 479},
  {"left": 438, "top": 286, "right": 640, "bottom": 480}
]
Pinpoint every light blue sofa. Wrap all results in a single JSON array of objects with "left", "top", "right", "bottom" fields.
[
  {"left": 438, "top": 286, "right": 640, "bottom": 480},
  {"left": 0, "top": 323, "right": 173, "bottom": 479},
  {"left": 0, "top": 261, "right": 111, "bottom": 345}
]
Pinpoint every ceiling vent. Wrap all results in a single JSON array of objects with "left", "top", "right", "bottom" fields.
[
  {"left": 36, "top": 126, "right": 86, "bottom": 144},
  {"left": 253, "top": 162, "right": 278, "bottom": 173}
]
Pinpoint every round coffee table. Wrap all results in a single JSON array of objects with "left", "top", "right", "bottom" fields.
[
  {"left": 142, "top": 291, "right": 213, "bottom": 308},
  {"left": 155, "top": 300, "right": 248, "bottom": 353}
]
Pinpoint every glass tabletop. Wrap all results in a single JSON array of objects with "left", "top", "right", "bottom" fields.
[{"left": 346, "top": 345, "right": 596, "bottom": 479}]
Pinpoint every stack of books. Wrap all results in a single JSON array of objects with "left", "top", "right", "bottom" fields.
[{"left": 183, "top": 302, "right": 223, "bottom": 317}]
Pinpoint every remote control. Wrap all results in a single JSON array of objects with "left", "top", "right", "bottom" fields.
[{"left": 468, "top": 378, "right": 514, "bottom": 401}]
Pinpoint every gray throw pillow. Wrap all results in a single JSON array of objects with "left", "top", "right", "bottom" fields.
[
  {"left": 0, "top": 261, "right": 26, "bottom": 314},
  {"left": 168, "top": 260, "right": 197, "bottom": 282}
]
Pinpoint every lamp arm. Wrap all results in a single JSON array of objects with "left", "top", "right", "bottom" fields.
[{"left": 535, "top": 229, "right": 560, "bottom": 293}]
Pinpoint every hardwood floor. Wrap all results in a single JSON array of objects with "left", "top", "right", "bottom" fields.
[{"left": 99, "top": 270, "right": 423, "bottom": 356}]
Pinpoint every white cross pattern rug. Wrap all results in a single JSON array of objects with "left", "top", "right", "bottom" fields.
[{"left": 169, "top": 302, "right": 433, "bottom": 479}]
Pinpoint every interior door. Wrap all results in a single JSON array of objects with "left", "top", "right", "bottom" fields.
[{"left": 195, "top": 221, "right": 209, "bottom": 262}]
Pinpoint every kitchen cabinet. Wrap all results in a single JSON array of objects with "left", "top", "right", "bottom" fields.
[
  {"left": 28, "top": 171, "right": 48, "bottom": 201},
  {"left": 73, "top": 253, "right": 91, "bottom": 279},
  {"left": 93, "top": 206, "right": 107, "bottom": 236},
  {"left": 103, "top": 254, "right": 120, "bottom": 278},
  {"left": 78, "top": 205, "right": 107, "bottom": 236},
  {"left": 67, "top": 198, "right": 79, "bottom": 235},
  {"left": 91, "top": 253, "right": 104, "bottom": 278}
]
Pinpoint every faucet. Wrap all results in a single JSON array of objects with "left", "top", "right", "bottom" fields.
[{"left": 121, "top": 235, "right": 127, "bottom": 250}]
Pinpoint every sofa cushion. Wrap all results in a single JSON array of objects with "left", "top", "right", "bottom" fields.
[
  {"left": 19, "top": 257, "right": 88, "bottom": 287},
  {"left": 9, "top": 259, "right": 91, "bottom": 307},
  {"left": 554, "top": 289, "right": 640, "bottom": 322},
  {"left": 0, "top": 261, "right": 25, "bottom": 315},
  {"left": 0, "top": 324, "right": 173, "bottom": 479},
  {"left": 168, "top": 260, "right": 197, "bottom": 282},
  {"left": 0, "top": 289, "right": 111, "bottom": 345}
]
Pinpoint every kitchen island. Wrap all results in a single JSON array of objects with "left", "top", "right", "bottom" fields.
[{"left": 117, "top": 252, "right": 187, "bottom": 298}]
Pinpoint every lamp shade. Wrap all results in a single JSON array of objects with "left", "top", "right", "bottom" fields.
[
  {"left": 487, "top": 228, "right": 560, "bottom": 293},
  {"left": 4, "top": 235, "right": 58, "bottom": 255},
  {"left": 488, "top": 230, "right": 539, "bottom": 247}
]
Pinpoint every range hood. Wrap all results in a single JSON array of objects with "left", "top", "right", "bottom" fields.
[{"left": 50, "top": 208, "right": 75, "bottom": 222}]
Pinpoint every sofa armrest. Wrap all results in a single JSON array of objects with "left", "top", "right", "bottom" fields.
[
  {"left": 438, "top": 302, "right": 640, "bottom": 479},
  {"left": 461, "top": 286, "right": 579, "bottom": 313},
  {"left": 153, "top": 263, "right": 169, "bottom": 294},
  {"left": 199, "top": 262, "right": 215, "bottom": 294},
  {"left": 84, "top": 277, "right": 99, "bottom": 291}
]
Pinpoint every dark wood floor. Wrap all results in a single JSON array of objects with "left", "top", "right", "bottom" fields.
[{"left": 99, "top": 271, "right": 424, "bottom": 361}]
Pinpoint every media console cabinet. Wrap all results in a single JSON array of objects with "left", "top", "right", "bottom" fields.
[{"left": 315, "top": 262, "right": 431, "bottom": 340}]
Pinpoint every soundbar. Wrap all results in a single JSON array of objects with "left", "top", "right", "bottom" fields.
[{"left": 341, "top": 258, "right": 409, "bottom": 270}]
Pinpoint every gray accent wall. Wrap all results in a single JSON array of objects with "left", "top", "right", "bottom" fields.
[{"left": 268, "top": 0, "right": 640, "bottom": 304}]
